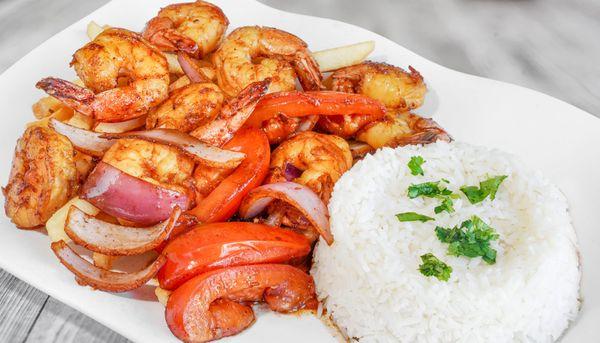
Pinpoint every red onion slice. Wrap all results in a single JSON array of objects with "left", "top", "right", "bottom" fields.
[
  {"left": 177, "top": 52, "right": 210, "bottom": 83},
  {"left": 93, "top": 116, "right": 146, "bottom": 133},
  {"left": 64, "top": 206, "right": 181, "bottom": 256},
  {"left": 49, "top": 118, "right": 114, "bottom": 156},
  {"left": 81, "top": 162, "right": 191, "bottom": 225},
  {"left": 51, "top": 240, "right": 166, "bottom": 292},
  {"left": 238, "top": 182, "right": 333, "bottom": 245},
  {"left": 283, "top": 163, "right": 303, "bottom": 181},
  {"left": 101, "top": 129, "right": 245, "bottom": 168}
]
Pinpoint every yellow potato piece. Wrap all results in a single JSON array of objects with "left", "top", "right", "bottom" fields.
[
  {"left": 312, "top": 41, "right": 375, "bottom": 72},
  {"left": 155, "top": 286, "right": 172, "bottom": 306}
]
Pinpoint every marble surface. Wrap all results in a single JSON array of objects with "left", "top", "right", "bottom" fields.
[{"left": 0, "top": 0, "right": 598, "bottom": 342}]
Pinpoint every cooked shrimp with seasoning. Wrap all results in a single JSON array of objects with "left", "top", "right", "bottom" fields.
[
  {"left": 213, "top": 26, "right": 323, "bottom": 96},
  {"left": 4, "top": 126, "right": 78, "bottom": 228},
  {"left": 36, "top": 28, "right": 169, "bottom": 123},
  {"left": 318, "top": 61, "right": 427, "bottom": 138},
  {"left": 143, "top": 0, "right": 229, "bottom": 58},
  {"left": 2, "top": 2, "right": 462, "bottom": 342}
]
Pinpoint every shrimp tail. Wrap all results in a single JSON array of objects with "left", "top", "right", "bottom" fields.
[
  {"left": 191, "top": 79, "right": 270, "bottom": 147},
  {"left": 291, "top": 52, "right": 324, "bottom": 91},
  {"left": 35, "top": 77, "right": 94, "bottom": 116},
  {"left": 143, "top": 17, "right": 201, "bottom": 58}
]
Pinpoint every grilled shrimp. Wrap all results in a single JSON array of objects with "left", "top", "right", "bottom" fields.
[
  {"left": 3, "top": 126, "right": 78, "bottom": 228},
  {"left": 331, "top": 61, "right": 426, "bottom": 110},
  {"left": 102, "top": 139, "right": 195, "bottom": 196},
  {"left": 36, "top": 28, "right": 169, "bottom": 122},
  {"left": 190, "top": 79, "right": 270, "bottom": 146},
  {"left": 318, "top": 61, "right": 426, "bottom": 138},
  {"left": 266, "top": 131, "right": 352, "bottom": 203},
  {"left": 146, "top": 83, "right": 225, "bottom": 133},
  {"left": 213, "top": 26, "right": 323, "bottom": 96},
  {"left": 356, "top": 111, "right": 451, "bottom": 149},
  {"left": 143, "top": 0, "right": 228, "bottom": 58}
]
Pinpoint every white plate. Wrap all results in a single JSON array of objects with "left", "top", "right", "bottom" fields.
[{"left": 0, "top": 0, "right": 598, "bottom": 342}]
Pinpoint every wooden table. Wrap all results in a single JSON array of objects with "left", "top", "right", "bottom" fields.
[{"left": 1, "top": 0, "right": 598, "bottom": 342}]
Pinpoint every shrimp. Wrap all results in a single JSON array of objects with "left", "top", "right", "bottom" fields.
[
  {"left": 356, "top": 111, "right": 451, "bottom": 149},
  {"left": 3, "top": 126, "right": 78, "bottom": 228},
  {"left": 266, "top": 131, "right": 352, "bottom": 203},
  {"left": 331, "top": 61, "right": 426, "bottom": 110},
  {"left": 36, "top": 28, "right": 169, "bottom": 123},
  {"left": 146, "top": 83, "right": 225, "bottom": 133},
  {"left": 143, "top": 0, "right": 229, "bottom": 58},
  {"left": 190, "top": 79, "right": 270, "bottom": 146},
  {"left": 317, "top": 61, "right": 427, "bottom": 138},
  {"left": 102, "top": 139, "right": 195, "bottom": 197},
  {"left": 212, "top": 26, "right": 323, "bottom": 97}
]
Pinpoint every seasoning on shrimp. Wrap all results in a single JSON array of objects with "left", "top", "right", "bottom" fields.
[
  {"left": 36, "top": 28, "right": 169, "bottom": 123},
  {"left": 146, "top": 83, "right": 225, "bottom": 133},
  {"left": 4, "top": 126, "right": 78, "bottom": 228},
  {"left": 143, "top": 0, "right": 229, "bottom": 58},
  {"left": 212, "top": 26, "right": 323, "bottom": 96}
]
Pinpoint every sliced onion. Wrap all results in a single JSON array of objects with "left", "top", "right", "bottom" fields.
[
  {"left": 93, "top": 116, "right": 146, "bottom": 133},
  {"left": 49, "top": 118, "right": 114, "bottom": 157},
  {"left": 81, "top": 162, "right": 191, "bottom": 225},
  {"left": 238, "top": 182, "right": 333, "bottom": 245},
  {"left": 283, "top": 163, "right": 303, "bottom": 181},
  {"left": 296, "top": 115, "right": 319, "bottom": 133},
  {"left": 101, "top": 129, "right": 245, "bottom": 168},
  {"left": 177, "top": 52, "right": 210, "bottom": 83},
  {"left": 64, "top": 206, "right": 182, "bottom": 256},
  {"left": 51, "top": 240, "right": 166, "bottom": 292},
  {"left": 348, "top": 140, "right": 374, "bottom": 159}
]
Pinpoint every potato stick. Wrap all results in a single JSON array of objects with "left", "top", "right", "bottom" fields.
[{"left": 312, "top": 41, "right": 375, "bottom": 72}]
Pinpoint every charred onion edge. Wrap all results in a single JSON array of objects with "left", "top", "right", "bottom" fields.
[
  {"left": 93, "top": 116, "right": 146, "bottom": 133},
  {"left": 100, "top": 128, "right": 245, "bottom": 168},
  {"left": 49, "top": 118, "right": 114, "bottom": 157},
  {"left": 50, "top": 240, "right": 166, "bottom": 292},
  {"left": 238, "top": 182, "right": 333, "bottom": 245},
  {"left": 64, "top": 206, "right": 182, "bottom": 256}
]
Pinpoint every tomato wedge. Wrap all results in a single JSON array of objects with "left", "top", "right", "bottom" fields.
[
  {"left": 166, "top": 264, "right": 317, "bottom": 342},
  {"left": 246, "top": 90, "right": 386, "bottom": 128},
  {"left": 186, "top": 128, "right": 270, "bottom": 223},
  {"left": 157, "top": 222, "right": 311, "bottom": 290}
]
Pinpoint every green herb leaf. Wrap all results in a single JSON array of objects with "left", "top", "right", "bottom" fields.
[
  {"left": 434, "top": 215, "right": 499, "bottom": 264},
  {"left": 396, "top": 212, "right": 435, "bottom": 222},
  {"left": 407, "top": 181, "right": 444, "bottom": 199},
  {"left": 419, "top": 253, "right": 452, "bottom": 281},
  {"left": 434, "top": 197, "right": 455, "bottom": 214},
  {"left": 460, "top": 175, "right": 508, "bottom": 204},
  {"left": 408, "top": 156, "right": 425, "bottom": 176}
]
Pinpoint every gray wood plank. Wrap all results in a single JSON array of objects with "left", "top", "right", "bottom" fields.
[
  {"left": 24, "top": 298, "right": 130, "bottom": 343},
  {"left": 0, "top": 271, "right": 49, "bottom": 342}
]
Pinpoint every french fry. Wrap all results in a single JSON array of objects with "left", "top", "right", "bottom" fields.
[
  {"left": 46, "top": 197, "right": 100, "bottom": 242},
  {"left": 92, "top": 253, "right": 118, "bottom": 270},
  {"left": 87, "top": 20, "right": 109, "bottom": 40},
  {"left": 312, "top": 41, "right": 375, "bottom": 72},
  {"left": 155, "top": 286, "right": 172, "bottom": 306}
]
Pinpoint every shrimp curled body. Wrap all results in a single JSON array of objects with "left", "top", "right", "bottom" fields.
[
  {"left": 143, "top": 0, "right": 229, "bottom": 58},
  {"left": 37, "top": 28, "right": 169, "bottom": 123},
  {"left": 4, "top": 126, "right": 78, "bottom": 228},
  {"left": 213, "top": 26, "right": 323, "bottom": 97}
]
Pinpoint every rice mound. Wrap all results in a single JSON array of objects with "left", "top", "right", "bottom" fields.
[{"left": 311, "top": 141, "right": 580, "bottom": 343}]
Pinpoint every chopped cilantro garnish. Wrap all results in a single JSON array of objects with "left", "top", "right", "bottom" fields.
[
  {"left": 460, "top": 175, "right": 508, "bottom": 204},
  {"left": 408, "top": 181, "right": 457, "bottom": 214},
  {"left": 435, "top": 215, "right": 499, "bottom": 264},
  {"left": 419, "top": 253, "right": 452, "bottom": 281},
  {"left": 434, "top": 197, "right": 455, "bottom": 214},
  {"left": 408, "top": 156, "right": 425, "bottom": 176},
  {"left": 396, "top": 212, "right": 435, "bottom": 222}
]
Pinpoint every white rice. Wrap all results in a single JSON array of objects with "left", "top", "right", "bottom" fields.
[{"left": 311, "top": 141, "right": 580, "bottom": 343}]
